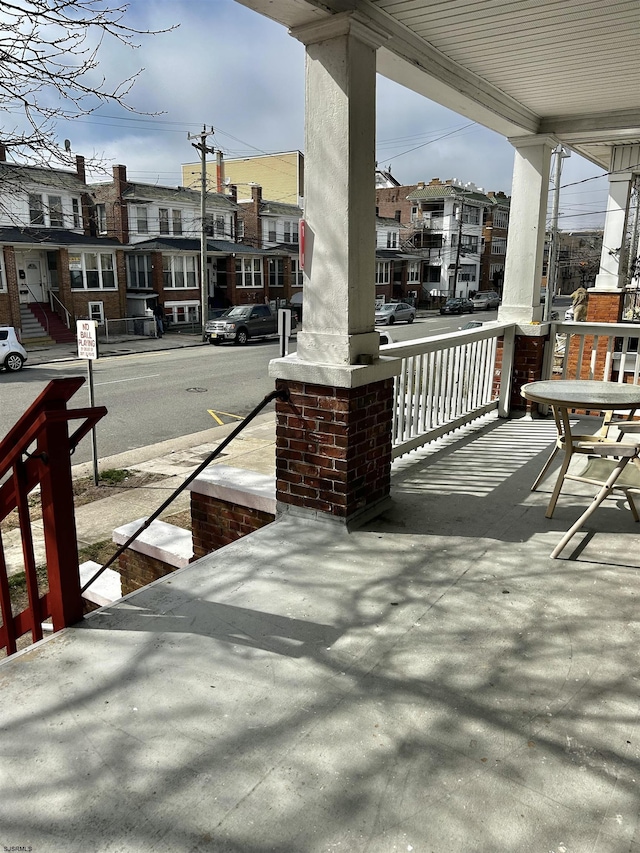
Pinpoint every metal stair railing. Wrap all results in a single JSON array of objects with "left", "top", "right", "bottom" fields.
[{"left": 81, "top": 386, "right": 290, "bottom": 594}]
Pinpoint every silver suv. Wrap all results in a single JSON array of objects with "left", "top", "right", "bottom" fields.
[{"left": 0, "top": 327, "right": 27, "bottom": 371}]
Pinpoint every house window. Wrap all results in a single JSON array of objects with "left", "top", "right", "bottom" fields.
[
  {"left": 267, "top": 223, "right": 276, "bottom": 242},
  {"left": 163, "top": 255, "right": 198, "bottom": 289},
  {"left": 69, "top": 252, "right": 117, "bottom": 290},
  {"left": 461, "top": 235, "right": 479, "bottom": 254},
  {"left": 127, "top": 254, "right": 152, "bottom": 289},
  {"left": 283, "top": 221, "right": 299, "bottom": 243},
  {"left": 386, "top": 231, "right": 398, "bottom": 248},
  {"left": 172, "top": 209, "right": 182, "bottom": 235},
  {"left": 376, "top": 261, "right": 391, "bottom": 285},
  {"left": 135, "top": 206, "right": 149, "bottom": 234},
  {"left": 215, "top": 215, "right": 225, "bottom": 237},
  {"left": 0, "top": 253, "right": 6, "bottom": 291},
  {"left": 159, "top": 208, "right": 170, "bottom": 235},
  {"left": 493, "top": 210, "right": 509, "bottom": 229},
  {"left": 458, "top": 264, "right": 477, "bottom": 282},
  {"left": 72, "top": 198, "right": 81, "bottom": 229},
  {"left": 461, "top": 205, "right": 480, "bottom": 225},
  {"left": 269, "top": 258, "right": 284, "bottom": 288},
  {"left": 235, "top": 257, "right": 263, "bottom": 288},
  {"left": 236, "top": 219, "right": 245, "bottom": 240},
  {"left": 95, "top": 203, "right": 107, "bottom": 234},
  {"left": 291, "top": 258, "right": 304, "bottom": 287},
  {"left": 29, "top": 194, "right": 44, "bottom": 225},
  {"left": 164, "top": 300, "right": 200, "bottom": 325},
  {"left": 48, "top": 196, "right": 64, "bottom": 227},
  {"left": 407, "top": 261, "right": 420, "bottom": 283},
  {"left": 88, "top": 301, "right": 105, "bottom": 324},
  {"left": 491, "top": 237, "right": 507, "bottom": 255}
]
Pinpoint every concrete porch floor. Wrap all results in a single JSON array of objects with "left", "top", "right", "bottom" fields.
[{"left": 2, "top": 414, "right": 640, "bottom": 852}]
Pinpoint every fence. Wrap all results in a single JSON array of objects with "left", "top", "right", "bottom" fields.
[{"left": 381, "top": 322, "right": 514, "bottom": 457}]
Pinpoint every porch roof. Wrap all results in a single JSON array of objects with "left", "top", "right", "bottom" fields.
[
  {"left": 129, "top": 237, "right": 278, "bottom": 255},
  {"left": 237, "top": 0, "right": 640, "bottom": 167},
  {"left": 0, "top": 227, "right": 122, "bottom": 248}
]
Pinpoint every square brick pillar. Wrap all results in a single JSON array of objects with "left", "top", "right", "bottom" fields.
[
  {"left": 274, "top": 377, "right": 394, "bottom": 525},
  {"left": 566, "top": 289, "right": 625, "bottom": 380}
]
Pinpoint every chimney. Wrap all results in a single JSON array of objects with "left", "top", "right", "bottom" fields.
[
  {"left": 251, "top": 184, "right": 262, "bottom": 204},
  {"left": 228, "top": 184, "right": 237, "bottom": 203},
  {"left": 75, "top": 155, "right": 86, "bottom": 183},
  {"left": 113, "top": 164, "right": 127, "bottom": 197},
  {"left": 216, "top": 150, "right": 224, "bottom": 193}
]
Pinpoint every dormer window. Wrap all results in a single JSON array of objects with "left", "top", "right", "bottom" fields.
[{"left": 29, "top": 194, "right": 44, "bottom": 225}]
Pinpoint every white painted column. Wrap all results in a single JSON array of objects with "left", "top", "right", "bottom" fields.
[
  {"left": 594, "top": 170, "right": 632, "bottom": 291},
  {"left": 498, "top": 135, "right": 555, "bottom": 324},
  {"left": 288, "top": 13, "right": 386, "bottom": 367}
]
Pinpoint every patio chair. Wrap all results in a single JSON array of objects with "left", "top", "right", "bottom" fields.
[
  {"left": 551, "top": 441, "right": 640, "bottom": 558},
  {"left": 531, "top": 408, "right": 638, "bottom": 518}
]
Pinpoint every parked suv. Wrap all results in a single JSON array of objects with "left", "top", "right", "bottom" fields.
[
  {"left": 0, "top": 327, "right": 27, "bottom": 372},
  {"left": 471, "top": 290, "right": 501, "bottom": 311}
]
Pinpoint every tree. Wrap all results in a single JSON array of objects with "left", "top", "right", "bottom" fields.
[{"left": 0, "top": 0, "right": 172, "bottom": 167}]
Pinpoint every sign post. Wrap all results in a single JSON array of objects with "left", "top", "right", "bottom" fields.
[{"left": 77, "top": 320, "right": 100, "bottom": 486}]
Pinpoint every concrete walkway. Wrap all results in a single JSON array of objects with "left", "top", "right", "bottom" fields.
[{"left": 2, "top": 412, "right": 640, "bottom": 851}]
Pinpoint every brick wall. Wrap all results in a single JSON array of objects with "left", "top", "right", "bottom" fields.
[
  {"left": 510, "top": 334, "right": 546, "bottom": 412},
  {"left": 274, "top": 378, "right": 394, "bottom": 520},
  {"left": 118, "top": 549, "right": 179, "bottom": 596},
  {"left": 191, "top": 492, "right": 275, "bottom": 559},
  {"left": 567, "top": 290, "right": 625, "bottom": 381},
  {"left": 1, "top": 246, "right": 19, "bottom": 327},
  {"left": 375, "top": 186, "right": 417, "bottom": 223}
]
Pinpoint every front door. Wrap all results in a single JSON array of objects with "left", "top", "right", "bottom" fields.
[{"left": 23, "top": 254, "right": 46, "bottom": 302}]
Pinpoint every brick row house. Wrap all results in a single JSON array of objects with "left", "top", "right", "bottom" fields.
[
  {"left": 376, "top": 177, "right": 511, "bottom": 303},
  {"left": 0, "top": 148, "right": 125, "bottom": 343}
]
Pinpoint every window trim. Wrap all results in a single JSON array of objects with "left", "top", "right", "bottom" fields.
[{"left": 68, "top": 251, "right": 117, "bottom": 290}]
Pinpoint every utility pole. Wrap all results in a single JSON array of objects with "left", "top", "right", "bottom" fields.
[
  {"left": 187, "top": 126, "right": 215, "bottom": 331},
  {"left": 451, "top": 207, "right": 464, "bottom": 299},
  {"left": 544, "top": 144, "right": 570, "bottom": 322}
]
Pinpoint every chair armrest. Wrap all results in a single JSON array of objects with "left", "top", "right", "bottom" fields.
[{"left": 574, "top": 442, "right": 640, "bottom": 457}]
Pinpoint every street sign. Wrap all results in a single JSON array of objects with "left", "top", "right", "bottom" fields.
[{"left": 77, "top": 320, "right": 98, "bottom": 360}]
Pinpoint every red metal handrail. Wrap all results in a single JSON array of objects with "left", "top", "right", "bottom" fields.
[{"left": 0, "top": 378, "right": 107, "bottom": 656}]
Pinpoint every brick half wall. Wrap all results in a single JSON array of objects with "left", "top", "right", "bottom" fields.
[{"left": 275, "top": 378, "right": 394, "bottom": 522}]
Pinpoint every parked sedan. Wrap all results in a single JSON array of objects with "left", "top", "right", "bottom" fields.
[
  {"left": 0, "top": 327, "right": 27, "bottom": 372},
  {"left": 440, "top": 298, "right": 475, "bottom": 315},
  {"left": 471, "top": 290, "right": 500, "bottom": 310},
  {"left": 374, "top": 302, "right": 415, "bottom": 325}
]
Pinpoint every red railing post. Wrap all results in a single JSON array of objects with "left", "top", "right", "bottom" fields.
[{"left": 37, "top": 400, "right": 84, "bottom": 631}]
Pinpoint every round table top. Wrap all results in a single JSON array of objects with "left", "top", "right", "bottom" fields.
[{"left": 521, "top": 379, "right": 640, "bottom": 410}]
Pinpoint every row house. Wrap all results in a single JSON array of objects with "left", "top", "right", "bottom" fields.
[
  {"left": 374, "top": 215, "right": 423, "bottom": 304},
  {"left": 236, "top": 185, "right": 304, "bottom": 312},
  {"left": 376, "top": 178, "right": 511, "bottom": 301},
  {"left": 90, "top": 166, "right": 246, "bottom": 323},
  {"left": 0, "top": 149, "right": 125, "bottom": 342}
]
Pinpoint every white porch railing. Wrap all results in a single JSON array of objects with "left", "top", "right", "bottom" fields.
[
  {"left": 382, "top": 322, "right": 515, "bottom": 458},
  {"left": 549, "top": 320, "right": 640, "bottom": 382}
]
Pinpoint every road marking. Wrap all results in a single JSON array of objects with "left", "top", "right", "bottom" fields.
[
  {"left": 208, "top": 410, "right": 244, "bottom": 424},
  {"left": 95, "top": 373, "right": 161, "bottom": 386}
]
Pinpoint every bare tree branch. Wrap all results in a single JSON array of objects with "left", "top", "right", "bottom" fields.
[{"left": 0, "top": 0, "right": 175, "bottom": 168}]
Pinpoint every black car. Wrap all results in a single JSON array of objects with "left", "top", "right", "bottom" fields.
[{"left": 440, "top": 298, "right": 475, "bottom": 315}]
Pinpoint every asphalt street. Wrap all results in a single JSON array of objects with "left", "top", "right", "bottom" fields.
[{"left": 0, "top": 311, "right": 496, "bottom": 465}]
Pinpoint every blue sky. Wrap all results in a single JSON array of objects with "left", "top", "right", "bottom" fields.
[{"left": 46, "top": 0, "right": 609, "bottom": 230}]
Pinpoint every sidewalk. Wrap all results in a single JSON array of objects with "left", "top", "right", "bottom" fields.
[{"left": 23, "top": 328, "right": 205, "bottom": 366}]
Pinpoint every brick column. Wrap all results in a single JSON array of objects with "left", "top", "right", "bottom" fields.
[
  {"left": 509, "top": 333, "right": 547, "bottom": 412},
  {"left": 275, "top": 378, "right": 394, "bottom": 523}
]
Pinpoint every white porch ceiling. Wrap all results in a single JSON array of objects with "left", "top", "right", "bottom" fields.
[{"left": 236, "top": 0, "right": 640, "bottom": 168}]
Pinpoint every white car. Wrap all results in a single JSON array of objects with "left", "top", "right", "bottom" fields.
[
  {"left": 0, "top": 327, "right": 27, "bottom": 372},
  {"left": 471, "top": 291, "right": 501, "bottom": 310},
  {"left": 374, "top": 302, "right": 415, "bottom": 325}
]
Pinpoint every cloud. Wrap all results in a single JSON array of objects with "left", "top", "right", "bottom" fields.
[{"left": 48, "top": 0, "right": 608, "bottom": 228}]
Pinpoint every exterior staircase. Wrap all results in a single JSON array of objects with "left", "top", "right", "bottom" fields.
[{"left": 20, "top": 303, "right": 75, "bottom": 345}]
